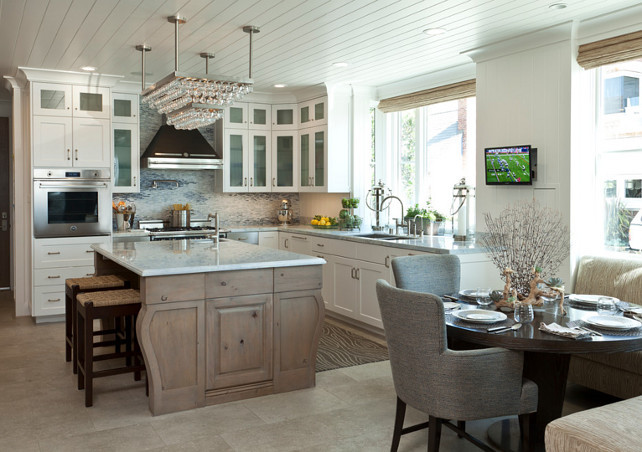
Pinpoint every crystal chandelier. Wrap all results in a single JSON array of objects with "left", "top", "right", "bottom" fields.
[{"left": 140, "top": 16, "right": 259, "bottom": 130}]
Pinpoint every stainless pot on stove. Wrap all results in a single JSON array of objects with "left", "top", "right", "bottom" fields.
[{"left": 170, "top": 209, "right": 190, "bottom": 228}]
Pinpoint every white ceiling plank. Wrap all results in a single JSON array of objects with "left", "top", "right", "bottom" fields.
[
  {"left": 13, "top": 0, "right": 50, "bottom": 74},
  {"left": 27, "top": 0, "right": 74, "bottom": 69},
  {"left": 0, "top": 0, "right": 27, "bottom": 77},
  {"left": 40, "top": 0, "right": 98, "bottom": 69}
]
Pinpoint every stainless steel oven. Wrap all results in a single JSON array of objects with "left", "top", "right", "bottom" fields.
[{"left": 33, "top": 168, "right": 111, "bottom": 238}]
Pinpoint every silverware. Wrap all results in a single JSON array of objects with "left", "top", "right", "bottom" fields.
[
  {"left": 490, "top": 323, "right": 522, "bottom": 334},
  {"left": 566, "top": 321, "right": 602, "bottom": 337}
]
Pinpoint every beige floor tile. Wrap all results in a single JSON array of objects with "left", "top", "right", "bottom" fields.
[
  {"left": 150, "top": 402, "right": 266, "bottom": 446},
  {"left": 241, "top": 386, "right": 348, "bottom": 423},
  {"left": 41, "top": 423, "right": 166, "bottom": 452}
]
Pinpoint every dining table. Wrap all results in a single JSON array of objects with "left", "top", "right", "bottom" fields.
[{"left": 444, "top": 297, "right": 642, "bottom": 452}]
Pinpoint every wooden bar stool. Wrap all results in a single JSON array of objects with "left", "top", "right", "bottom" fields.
[
  {"left": 76, "top": 288, "right": 145, "bottom": 407},
  {"left": 65, "top": 275, "right": 130, "bottom": 374}
]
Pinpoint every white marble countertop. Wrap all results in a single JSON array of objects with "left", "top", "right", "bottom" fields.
[
  {"left": 92, "top": 239, "right": 325, "bottom": 277},
  {"left": 111, "top": 224, "right": 484, "bottom": 254}
]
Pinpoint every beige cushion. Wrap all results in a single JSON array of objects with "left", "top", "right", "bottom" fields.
[
  {"left": 574, "top": 256, "right": 642, "bottom": 306},
  {"left": 545, "top": 396, "right": 642, "bottom": 452},
  {"left": 77, "top": 289, "right": 140, "bottom": 307},
  {"left": 66, "top": 274, "right": 127, "bottom": 290}
]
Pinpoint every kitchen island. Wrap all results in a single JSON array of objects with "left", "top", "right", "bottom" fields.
[{"left": 91, "top": 239, "right": 325, "bottom": 415}]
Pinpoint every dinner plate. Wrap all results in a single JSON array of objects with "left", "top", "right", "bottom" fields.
[
  {"left": 458, "top": 289, "right": 494, "bottom": 300},
  {"left": 569, "top": 294, "right": 618, "bottom": 306},
  {"left": 452, "top": 309, "right": 507, "bottom": 324},
  {"left": 584, "top": 315, "right": 641, "bottom": 330}
]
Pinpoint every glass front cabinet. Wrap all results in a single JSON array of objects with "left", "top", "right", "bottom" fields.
[
  {"left": 299, "top": 126, "right": 327, "bottom": 192},
  {"left": 271, "top": 131, "right": 298, "bottom": 192},
  {"left": 223, "top": 130, "right": 272, "bottom": 192},
  {"left": 271, "top": 104, "right": 297, "bottom": 131},
  {"left": 111, "top": 93, "right": 140, "bottom": 193},
  {"left": 299, "top": 97, "right": 327, "bottom": 127}
]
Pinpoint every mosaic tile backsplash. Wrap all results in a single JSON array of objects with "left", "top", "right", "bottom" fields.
[
  {"left": 113, "top": 103, "right": 299, "bottom": 227},
  {"left": 114, "top": 169, "right": 300, "bottom": 227}
]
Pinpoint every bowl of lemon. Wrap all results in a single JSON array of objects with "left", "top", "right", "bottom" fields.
[{"left": 311, "top": 215, "right": 338, "bottom": 228}]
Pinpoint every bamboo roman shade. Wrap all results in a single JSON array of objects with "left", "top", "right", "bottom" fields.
[
  {"left": 377, "top": 79, "right": 476, "bottom": 113},
  {"left": 577, "top": 30, "right": 642, "bottom": 69}
]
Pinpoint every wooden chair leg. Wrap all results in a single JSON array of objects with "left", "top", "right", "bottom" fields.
[
  {"left": 428, "top": 416, "right": 442, "bottom": 452},
  {"left": 84, "top": 304, "right": 94, "bottom": 407},
  {"left": 77, "top": 303, "right": 84, "bottom": 390},
  {"left": 391, "top": 397, "right": 407, "bottom": 452},
  {"left": 65, "top": 290, "right": 72, "bottom": 363}
]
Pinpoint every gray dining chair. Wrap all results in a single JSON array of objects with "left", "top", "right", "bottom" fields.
[
  {"left": 391, "top": 254, "right": 460, "bottom": 296},
  {"left": 375, "top": 280, "right": 538, "bottom": 452}
]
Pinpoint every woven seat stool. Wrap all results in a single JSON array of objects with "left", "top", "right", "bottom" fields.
[
  {"left": 76, "top": 288, "right": 145, "bottom": 407},
  {"left": 65, "top": 275, "right": 130, "bottom": 374}
]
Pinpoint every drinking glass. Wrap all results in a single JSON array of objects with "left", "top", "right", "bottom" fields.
[
  {"left": 597, "top": 296, "right": 618, "bottom": 315},
  {"left": 514, "top": 301, "right": 534, "bottom": 324},
  {"left": 476, "top": 288, "right": 493, "bottom": 306}
]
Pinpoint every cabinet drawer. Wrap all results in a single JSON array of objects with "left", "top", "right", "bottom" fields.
[
  {"left": 33, "top": 286, "right": 65, "bottom": 317},
  {"left": 309, "top": 236, "right": 356, "bottom": 258},
  {"left": 34, "top": 237, "right": 110, "bottom": 268},
  {"left": 274, "top": 265, "right": 322, "bottom": 292},
  {"left": 206, "top": 269, "right": 273, "bottom": 298},
  {"left": 33, "top": 265, "right": 95, "bottom": 287},
  {"left": 142, "top": 273, "right": 205, "bottom": 304}
]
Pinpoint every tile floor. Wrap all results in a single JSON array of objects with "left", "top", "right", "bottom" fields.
[{"left": 0, "top": 292, "right": 617, "bottom": 452}]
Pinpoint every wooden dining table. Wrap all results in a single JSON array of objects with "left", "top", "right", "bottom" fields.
[{"left": 445, "top": 301, "right": 642, "bottom": 451}]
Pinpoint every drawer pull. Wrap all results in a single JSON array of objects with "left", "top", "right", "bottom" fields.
[
  {"left": 237, "top": 237, "right": 247, "bottom": 241},
  {"left": 292, "top": 235, "right": 307, "bottom": 240},
  {"left": 47, "top": 275, "right": 61, "bottom": 279},
  {"left": 385, "top": 256, "right": 390, "bottom": 268},
  {"left": 86, "top": 250, "right": 94, "bottom": 253},
  {"left": 86, "top": 273, "right": 94, "bottom": 276},
  {"left": 316, "top": 243, "right": 324, "bottom": 247},
  {"left": 47, "top": 298, "right": 61, "bottom": 303},
  {"left": 47, "top": 251, "right": 61, "bottom": 255}
]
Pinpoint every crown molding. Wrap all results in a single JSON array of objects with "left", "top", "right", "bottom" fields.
[{"left": 18, "top": 67, "right": 123, "bottom": 87}]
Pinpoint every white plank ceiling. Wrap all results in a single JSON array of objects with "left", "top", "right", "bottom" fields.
[{"left": 1, "top": 0, "right": 640, "bottom": 94}]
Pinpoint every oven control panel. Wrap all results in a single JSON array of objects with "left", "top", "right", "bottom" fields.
[{"left": 33, "top": 168, "right": 111, "bottom": 180}]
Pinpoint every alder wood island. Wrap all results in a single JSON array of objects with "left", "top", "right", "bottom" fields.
[{"left": 91, "top": 239, "right": 325, "bottom": 415}]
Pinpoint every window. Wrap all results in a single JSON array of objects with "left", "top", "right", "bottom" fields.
[
  {"left": 596, "top": 58, "right": 642, "bottom": 251},
  {"left": 383, "top": 97, "right": 476, "bottom": 225}
]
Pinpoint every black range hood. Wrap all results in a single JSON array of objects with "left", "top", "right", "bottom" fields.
[{"left": 140, "top": 122, "right": 223, "bottom": 170}]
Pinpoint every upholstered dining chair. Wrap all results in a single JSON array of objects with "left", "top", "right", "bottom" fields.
[
  {"left": 375, "top": 280, "right": 538, "bottom": 452},
  {"left": 391, "top": 254, "right": 460, "bottom": 296}
]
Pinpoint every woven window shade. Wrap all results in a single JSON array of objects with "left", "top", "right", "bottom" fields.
[
  {"left": 577, "top": 30, "right": 642, "bottom": 69},
  {"left": 377, "top": 79, "right": 476, "bottom": 113}
]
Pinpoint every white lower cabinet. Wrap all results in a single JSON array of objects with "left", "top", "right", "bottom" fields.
[
  {"left": 258, "top": 231, "right": 279, "bottom": 249},
  {"left": 278, "top": 232, "right": 311, "bottom": 255},
  {"left": 32, "top": 236, "right": 110, "bottom": 319}
]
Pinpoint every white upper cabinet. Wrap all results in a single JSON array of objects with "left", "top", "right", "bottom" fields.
[
  {"left": 33, "top": 83, "right": 110, "bottom": 119},
  {"left": 299, "top": 126, "right": 327, "bottom": 192},
  {"left": 111, "top": 93, "right": 139, "bottom": 124},
  {"left": 112, "top": 92, "right": 140, "bottom": 193},
  {"left": 71, "top": 85, "right": 110, "bottom": 119},
  {"left": 271, "top": 104, "right": 298, "bottom": 131},
  {"left": 271, "top": 131, "right": 298, "bottom": 192},
  {"left": 299, "top": 97, "right": 327, "bottom": 128},
  {"left": 32, "top": 116, "right": 73, "bottom": 167},
  {"left": 32, "top": 83, "right": 72, "bottom": 116},
  {"left": 248, "top": 103, "right": 271, "bottom": 131},
  {"left": 224, "top": 103, "right": 248, "bottom": 129}
]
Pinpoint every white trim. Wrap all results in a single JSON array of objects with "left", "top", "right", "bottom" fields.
[
  {"left": 577, "top": 4, "right": 642, "bottom": 45},
  {"left": 18, "top": 67, "right": 123, "bottom": 87}
]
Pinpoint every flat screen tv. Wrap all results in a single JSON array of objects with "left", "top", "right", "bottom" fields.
[{"left": 484, "top": 145, "right": 532, "bottom": 185}]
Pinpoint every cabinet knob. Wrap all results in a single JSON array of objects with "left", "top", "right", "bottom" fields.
[{"left": 161, "top": 295, "right": 168, "bottom": 301}]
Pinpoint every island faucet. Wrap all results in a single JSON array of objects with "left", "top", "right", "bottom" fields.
[
  {"left": 381, "top": 195, "right": 407, "bottom": 235},
  {"left": 412, "top": 214, "right": 425, "bottom": 237}
]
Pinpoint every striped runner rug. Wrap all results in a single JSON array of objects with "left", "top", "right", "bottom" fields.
[{"left": 316, "top": 321, "right": 389, "bottom": 372}]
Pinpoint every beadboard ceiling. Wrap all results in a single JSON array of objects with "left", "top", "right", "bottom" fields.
[{"left": 1, "top": 0, "right": 640, "bottom": 95}]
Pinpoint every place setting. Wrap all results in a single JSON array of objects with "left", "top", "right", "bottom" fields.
[{"left": 446, "top": 288, "right": 521, "bottom": 330}]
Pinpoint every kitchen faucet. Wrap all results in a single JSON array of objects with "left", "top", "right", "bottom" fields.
[
  {"left": 381, "top": 195, "right": 407, "bottom": 235},
  {"left": 207, "top": 212, "right": 220, "bottom": 245},
  {"left": 412, "top": 214, "right": 425, "bottom": 237}
]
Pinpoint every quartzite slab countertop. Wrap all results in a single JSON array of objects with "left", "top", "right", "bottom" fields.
[{"left": 92, "top": 239, "right": 325, "bottom": 277}]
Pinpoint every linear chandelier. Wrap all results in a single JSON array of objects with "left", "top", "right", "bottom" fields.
[{"left": 140, "top": 16, "right": 259, "bottom": 130}]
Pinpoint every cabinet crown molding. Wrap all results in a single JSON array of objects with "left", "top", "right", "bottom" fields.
[{"left": 19, "top": 67, "right": 123, "bottom": 87}]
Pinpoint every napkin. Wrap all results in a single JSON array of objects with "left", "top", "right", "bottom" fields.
[
  {"left": 539, "top": 322, "right": 591, "bottom": 340},
  {"left": 443, "top": 301, "right": 460, "bottom": 310}
]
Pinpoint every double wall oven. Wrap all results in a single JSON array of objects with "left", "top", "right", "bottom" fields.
[{"left": 33, "top": 168, "right": 111, "bottom": 238}]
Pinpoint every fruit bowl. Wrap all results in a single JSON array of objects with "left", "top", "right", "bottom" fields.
[{"left": 311, "top": 224, "right": 339, "bottom": 229}]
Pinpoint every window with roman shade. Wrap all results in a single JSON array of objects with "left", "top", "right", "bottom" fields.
[
  {"left": 578, "top": 29, "right": 642, "bottom": 253},
  {"left": 377, "top": 79, "right": 476, "bottom": 113}
]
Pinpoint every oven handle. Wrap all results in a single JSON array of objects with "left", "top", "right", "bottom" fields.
[{"left": 38, "top": 182, "right": 109, "bottom": 189}]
